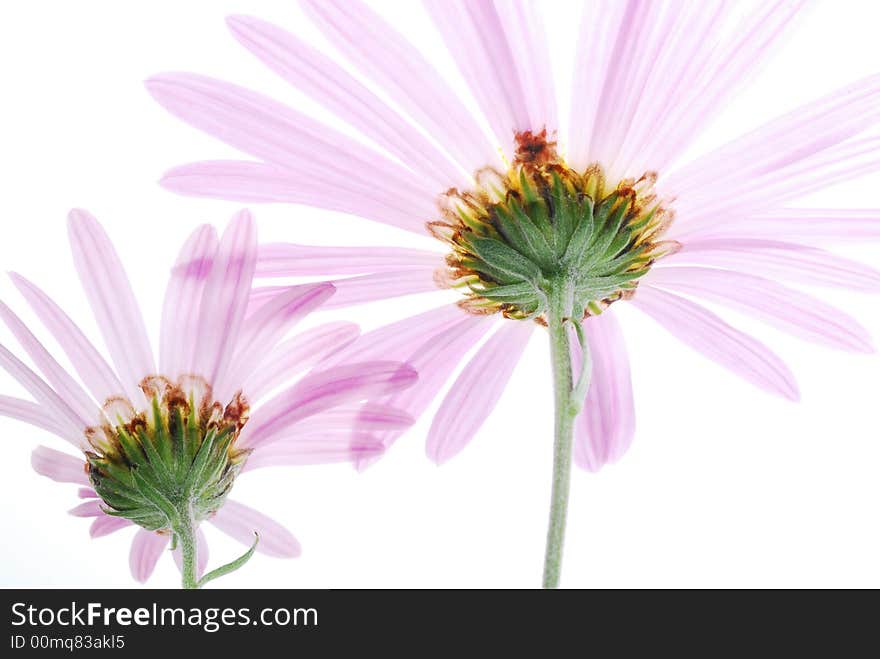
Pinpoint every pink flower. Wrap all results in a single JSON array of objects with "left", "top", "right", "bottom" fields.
[
  {"left": 146, "top": 2, "right": 880, "bottom": 585},
  {"left": 0, "top": 209, "right": 416, "bottom": 586}
]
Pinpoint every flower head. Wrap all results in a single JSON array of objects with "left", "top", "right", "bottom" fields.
[
  {"left": 433, "top": 130, "right": 676, "bottom": 320},
  {"left": 144, "top": 0, "right": 880, "bottom": 588},
  {"left": 147, "top": 1, "right": 880, "bottom": 476},
  {"left": 0, "top": 209, "right": 416, "bottom": 585},
  {"left": 84, "top": 375, "right": 250, "bottom": 534}
]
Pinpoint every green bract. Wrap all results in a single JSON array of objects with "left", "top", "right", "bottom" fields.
[{"left": 430, "top": 130, "right": 677, "bottom": 321}]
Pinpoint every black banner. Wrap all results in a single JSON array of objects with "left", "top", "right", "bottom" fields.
[{"left": 0, "top": 588, "right": 872, "bottom": 653}]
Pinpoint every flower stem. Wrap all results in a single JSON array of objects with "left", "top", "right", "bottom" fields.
[
  {"left": 542, "top": 283, "right": 590, "bottom": 589},
  {"left": 171, "top": 499, "right": 259, "bottom": 589},
  {"left": 174, "top": 502, "right": 199, "bottom": 590}
]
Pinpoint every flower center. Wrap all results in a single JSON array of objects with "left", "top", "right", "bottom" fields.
[
  {"left": 85, "top": 375, "right": 250, "bottom": 532},
  {"left": 430, "top": 130, "right": 679, "bottom": 321}
]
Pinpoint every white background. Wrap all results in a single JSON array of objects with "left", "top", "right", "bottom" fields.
[{"left": 1, "top": 0, "right": 879, "bottom": 589}]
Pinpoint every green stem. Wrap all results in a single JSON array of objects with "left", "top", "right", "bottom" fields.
[
  {"left": 171, "top": 500, "right": 259, "bottom": 589},
  {"left": 542, "top": 283, "right": 590, "bottom": 589},
  {"left": 174, "top": 502, "right": 199, "bottom": 590}
]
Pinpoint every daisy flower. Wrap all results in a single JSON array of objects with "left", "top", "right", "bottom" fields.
[
  {"left": 0, "top": 208, "right": 416, "bottom": 588},
  {"left": 146, "top": 1, "right": 880, "bottom": 587}
]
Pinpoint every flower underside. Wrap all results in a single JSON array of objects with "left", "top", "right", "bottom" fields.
[
  {"left": 85, "top": 375, "right": 249, "bottom": 533},
  {"left": 430, "top": 130, "right": 678, "bottom": 322}
]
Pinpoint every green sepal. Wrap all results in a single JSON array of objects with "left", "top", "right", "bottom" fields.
[
  {"left": 493, "top": 201, "right": 553, "bottom": 269},
  {"left": 509, "top": 201, "right": 557, "bottom": 268},
  {"left": 131, "top": 468, "right": 181, "bottom": 528},
  {"left": 101, "top": 506, "right": 167, "bottom": 532},
  {"left": 586, "top": 195, "right": 631, "bottom": 264},
  {"left": 171, "top": 405, "right": 187, "bottom": 482},
  {"left": 184, "top": 398, "right": 201, "bottom": 466},
  {"left": 92, "top": 456, "right": 136, "bottom": 489},
  {"left": 550, "top": 173, "right": 579, "bottom": 256},
  {"left": 518, "top": 169, "right": 555, "bottom": 246},
  {"left": 197, "top": 429, "right": 237, "bottom": 492},
  {"left": 114, "top": 426, "right": 147, "bottom": 469},
  {"left": 152, "top": 397, "right": 175, "bottom": 469},
  {"left": 185, "top": 427, "right": 219, "bottom": 491},
  {"left": 137, "top": 422, "right": 176, "bottom": 490},
  {"left": 465, "top": 236, "right": 543, "bottom": 284},
  {"left": 478, "top": 281, "right": 544, "bottom": 304},
  {"left": 561, "top": 196, "right": 596, "bottom": 265}
]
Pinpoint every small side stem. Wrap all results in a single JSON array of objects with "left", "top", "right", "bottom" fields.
[
  {"left": 198, "top": 533, "right": 260, "bottom": 588},
  {"left": 542, "top": 283, "right": 590, "bottom": 589},
  {"left": 174, "top": 502, "right": 199, "bottom": 590}
]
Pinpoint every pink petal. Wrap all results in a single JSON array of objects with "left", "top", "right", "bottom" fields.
[
  {"left": 672, "top": 137, "right": 880, "bottom": 228},
  {"left": 586, "top": 1, "right": 680, "bottom": 174},
  {"left": 294, "top": 403, "right": 415, "bottom": 435},
  {"left": 146, "top": 73, "right": 434, "bottom": 233},
  {"left": 245, "top": 407, "right": 410, "bottom": 468},
  {"left": 160, "top": 224, "right": 219, "bottom": 379},
  {"left": 160, "top": 160, "right": 303, "bottom": 202},
  {"left": 323, "top": 270, "right": 441, "bottom": 309},
  {"left": 90, "top": 515, "right": 132, "bottom": 538},
  {"left": 647, "top": 266, "right": 874, "bottom": 352},
  {"left": 300, "top": 0, "right": 497, "bottom": 172},
  {"left": 217, "top": 283, "right": 334, "bottom": 401},
  {"left": 193, "top": 210, "right": 257, "bottom": 386},
  {"left": 67, "top": 209, "right": 155, "bottom": 402},
  {"left": 314, "top": 306, "right": 482, "bottom": 465},
  {"left": 31, "top": 446, "right": 88, "bottom": 485},
  {"left": 566, "top": 0, "right": 629, "bottom": 170},
  {"left": 0, "top": 394, "right": 74, "bottom": 439},
  {"left": 160, "top": 160, "right": 433, "bottom": 233},
  {"left": 9, "top": 273, "right": 123, "bottom": 404},
  {"left": 246, "top": 286, "right": 308, "bottom": 317},
  {"left": 239, "top": 362, "right": 418, "bottom": 450},
  {"left": 209, "top": 499, "right": 301, "bottom": 558},
  {"left": 327, "top": 308, "right": 490, "bottom": 468},
  {"left": 0, "top": 301, "right": 95, "bottom": 424},
  {"left": 628, "top": 1, "right": 805, "bottom": 174},
  {"left": 666, "top": 72, "right": 880, "bottom": 227},
  {"left": 226, "top": 14, "right": 466, "bottom": 190},
  {"left": 423, "top": 0, "right": 550, "bottom": 145},
  {"left": 493, "top": 0, "right": 557, "bottom": 132},
  {"left": 68, "top": 500, "right": 103, "bottom": 517},
  {"left": 667, "top": 73, "right": 880, "bottom": 198},
  {"left": 129, "top": 529, "right": 170, "bottom": 584},
  {"left": 362, "top": 313, "right": 495, "bottom": 464},
  {"left": 669, "top": 238, "right": 880, "bottom": 292},
  {"left": 256, "top": 243, "right": 443, "bottom": 276},
  {"left": 243, "top": 322, "right": 360, "bottom": 402},
  {"left": 573, "top": 311, "right": 636, "bottom": 472},
  {"left": 238, "top": 283, "right": 335, "bottom": 341},
  {"left": 604, "top": 3, "right": 729, "bottom": 174},
  {"left": 427, "top": 321, "right": 534, "bottom": 463},
  {"left": 172, "top": 526, "right": 209, "bottom": 578},
  {"left": 631, "top": 286, "right": 799, "bottom": 400},
  {"left": 679, "top": 208, "right": 880, "bottom": 243},
  {"left": 78, "top": 487, "right": 97, "bottom": 499},
  {"left": 245, "top": 434, "right": 386, "bottom": 469},
  {"left": 0, "top": 344, "right": 84, "bottom": 444},
  {"left": 325, "top": 304, "right": 468, "bottom": 367}
]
